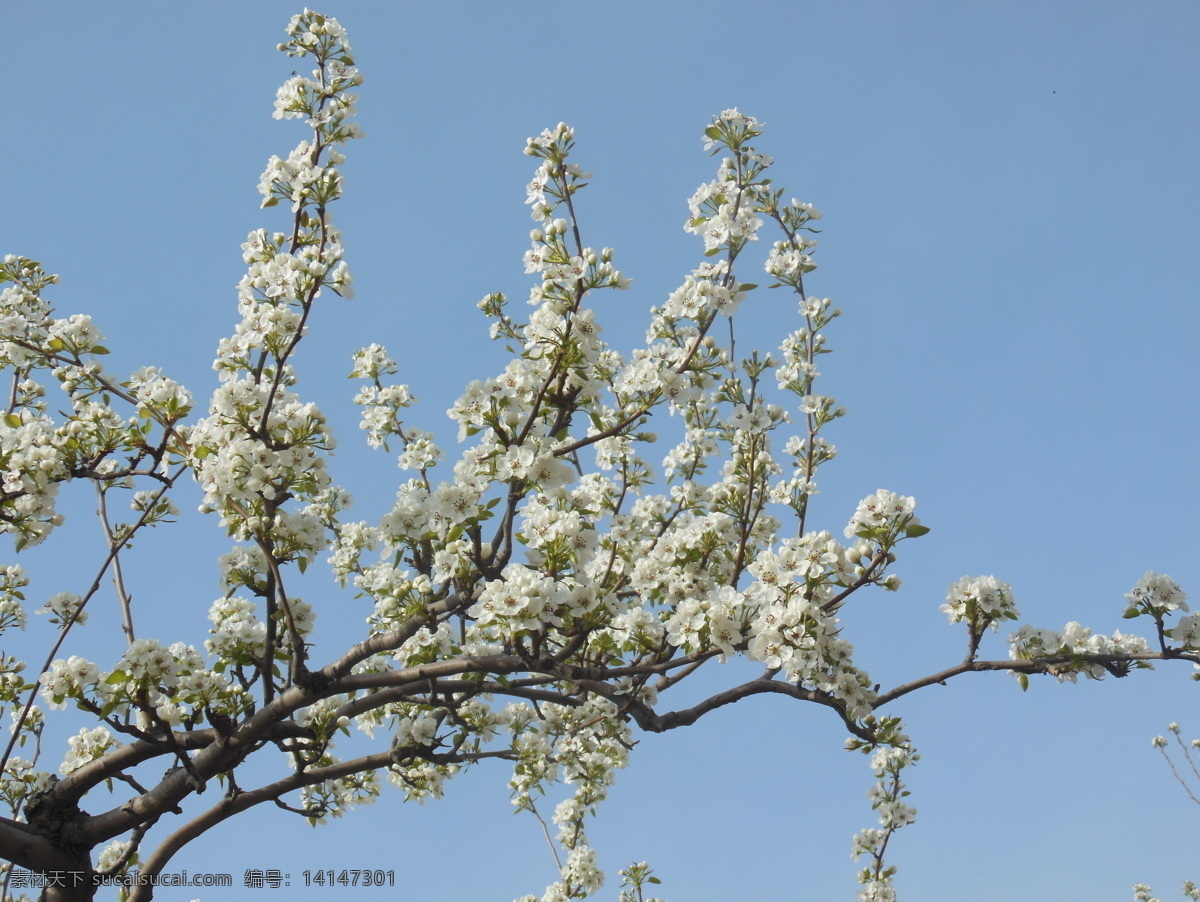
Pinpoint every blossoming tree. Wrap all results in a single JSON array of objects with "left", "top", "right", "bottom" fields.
[{"left": 0, "top": 11, "right": 1196, "bottom": 902}]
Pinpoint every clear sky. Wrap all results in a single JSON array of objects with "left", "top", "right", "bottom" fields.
[{"left": 3, "top": 2, "right": 1198, "bottom": 900}]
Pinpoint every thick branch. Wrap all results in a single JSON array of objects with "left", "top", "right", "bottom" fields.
[
  {"left": 130, "top": 746, "right": 514, "bottom": 902},
  {"left": 0, "top": 816, "right": 80, "bottom": 875},
  {"left": 333, "top": 679, "right": 579, "bottom": 722},
  {"left": 320, "top": 590, "right": 476, "bottom": 681},
  {"left": 332, "top": 654, "right": 528, "bottom": 694},
  {"left": 577, "top": 674, "right": 869, "bottom": 740},
  {"left": 129, "top": 751, "right": 394, "bottom": 902}
]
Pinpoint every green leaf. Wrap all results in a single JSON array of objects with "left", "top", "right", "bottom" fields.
[
  {"left": 1121, "top": 608, "right": 1141, "bottom": 619},
  {"left": 704, "top": 125, "right": 721, "bottom": 141},
  {"left": 90, "top": 345, "right": 110, "bottom": 355},
  {"left": 3, "top": 414, "right": 21, "bottom": 428},
  {"left": 106, "top": 670, "right": 128, "bottom": 685},
  {"left": 298, "top": 556, "right": 309, "bottom": 574},
  {"left": 904, "top": 523, "right": 931, "bottom": 538},
  {"left": 1017, "top": 672, "right": 1029, "bottom": 692}
]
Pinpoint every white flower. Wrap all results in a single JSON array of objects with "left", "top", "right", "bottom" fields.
[
  {"left": 61, "top": 726, "right": 117, "bottom": 774},
  {"left": 37, "top": 592, "right": 86, "bottom": 627},
  {"left": 1124, "top": 571, "right": 1188, "bottom": 618},
  {"left": 845, "top": 490, "right": 918, "bottom": 540},
  {"left": 941, "top": 575, "right": 1018, "bottom": 630}
]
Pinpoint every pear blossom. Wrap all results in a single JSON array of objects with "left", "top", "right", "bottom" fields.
[
  {"left": 0, "top": 16, "right": 1190, "bottom": 902},
  {"left": 1124, "top": 570, "right": 1189, "bottom": 618},
  {"left": 942, "top": 575, "right": 1019, "bottom": 632}
]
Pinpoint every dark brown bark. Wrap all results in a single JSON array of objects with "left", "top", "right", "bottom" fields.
[
  {"left": 6, "top": 793, "right": 96, "bottom": 902},
  {"left": 36, "top": 856, "right": 95, "bottom": 902}
]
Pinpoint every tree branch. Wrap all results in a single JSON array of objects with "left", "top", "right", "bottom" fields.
[
  {"left": 873, "top": 650, "right": 1200, "bottom": 709},
  {"left": 0, "top": 814, "right": 82, "bottom": 875}
]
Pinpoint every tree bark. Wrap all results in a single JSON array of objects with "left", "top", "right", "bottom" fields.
[{"left": 37, "top": 855, "right": 96, "bottom": 902}]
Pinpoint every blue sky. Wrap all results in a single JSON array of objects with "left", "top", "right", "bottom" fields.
[{"left": 3, "top": 2, "right": 1198, "bottom": 900}]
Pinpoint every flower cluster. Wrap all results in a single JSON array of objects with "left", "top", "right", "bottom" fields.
[
  {"left": 0, "top": 564, "right": 28, "bottom": 634},
  {"left": 1123, "top": 570, "right": 1188, "bottom": 619},
  {"left": 1169, "top": 611, "right": 1200, "bottom": 651},
  {"left": 472, "top": 564, "right": 573, "bottom": 640},
  {"left": 845, "top": 490, "right": 920, "bottom": 542},
  {"left": 60, "top": 726, "right": 117, "bottom": 775},
  {"left": 848, "top": 720, "right": 919, "bottom": 902},
  {"left": 0, "top": 754, "right": 51, "bottom": 810},
  {"left": 1008, "top": 622, "right": 1151, "bottom": 683},
  {"left": 686, "top": 110, "right": 767, "bottom": 252},
  {"left": 36, "top": 591, "right": 86, "bottom": 628},
  {"left": 942, "top": 575, "right": 1019, "bottom": 634}
]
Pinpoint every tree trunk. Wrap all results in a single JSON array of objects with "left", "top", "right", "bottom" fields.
[{"left": 37, "top": 858, "right": 97, "bottom": 902}]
